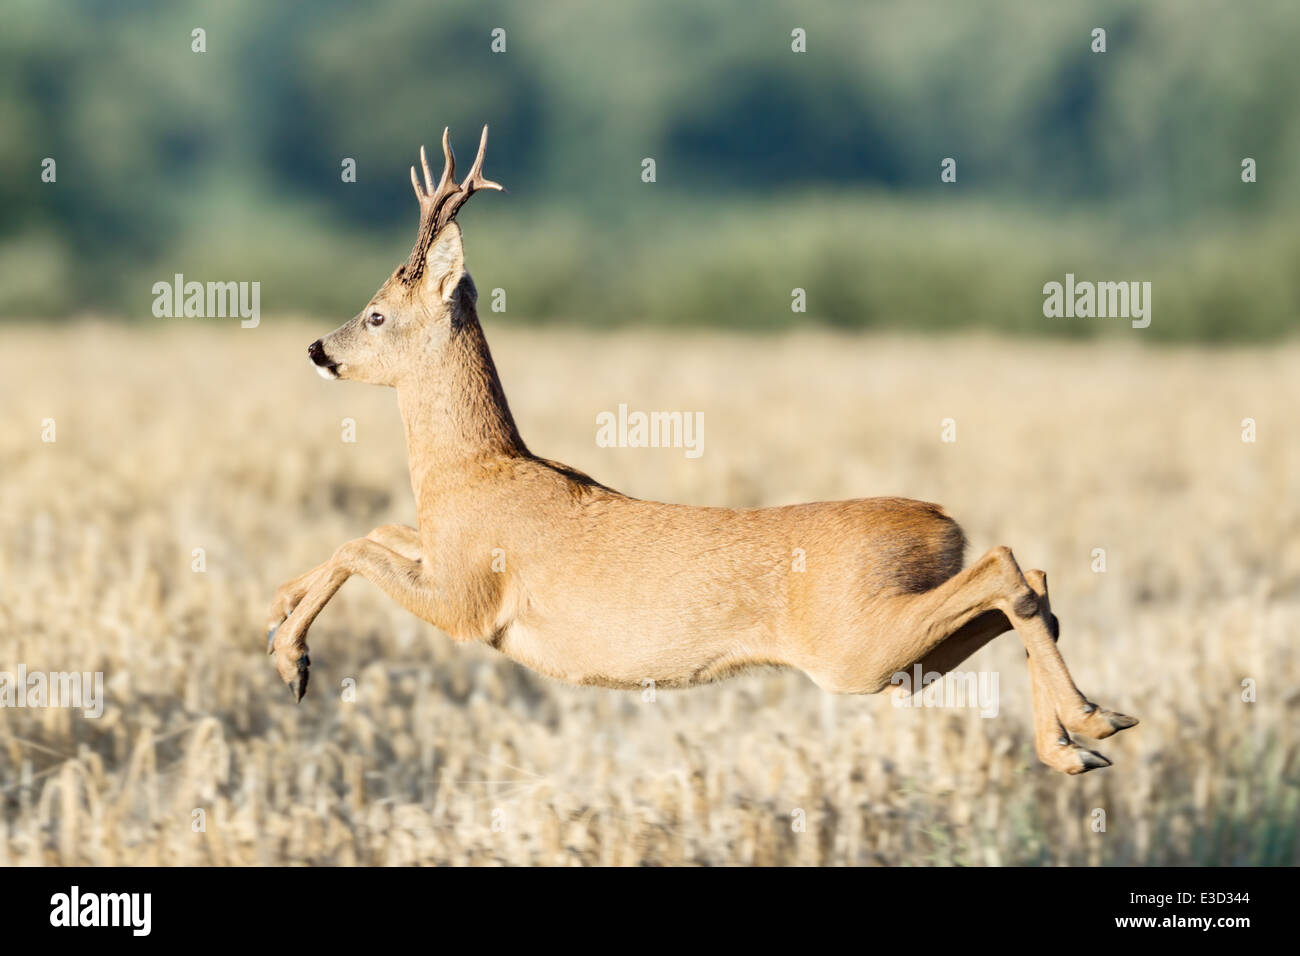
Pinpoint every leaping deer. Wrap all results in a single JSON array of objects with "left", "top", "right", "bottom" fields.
[{"left": 268, "top": 127, "right": 1137, "bottom": 774}]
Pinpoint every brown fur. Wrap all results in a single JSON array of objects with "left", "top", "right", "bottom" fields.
[{"left": 268, "top": 131, "right": 1137, "bottom": 774}]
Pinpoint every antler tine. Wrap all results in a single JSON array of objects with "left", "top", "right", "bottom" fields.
[
  {"left": 404, "top": 125, "right": 505, "bottom": 284},
  {"left": 411, "top": 130, "right": 459, "bottom": 207},
  {"left": 435, "top": 127, "right": 456, "bottom": 195},
  {"left": 461, "top": 125, "right": 504, "bottom": 195},
  {"left": 432, "top": 125, "right": 504, "bottom": 234},
  {"left": 419, "top": 144, "right": 435, "bottom": 196}
]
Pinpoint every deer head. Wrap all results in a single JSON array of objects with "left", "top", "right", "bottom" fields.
[{"left": 308, "top": 126, "right": 504, "bottom": 387}]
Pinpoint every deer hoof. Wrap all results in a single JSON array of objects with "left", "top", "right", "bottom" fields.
[
  {"left": 1068, "top": 706, "right": 1139, "bottom": 740},
  {"left": 1068, "top": 746, "right": 1112, "bottom": 774},
  {"left": 1041, "top": 740, "right": 1112, "bottom": 775},
  {"left": 286, "top": 653, "right": 311, "bottom": 702}
]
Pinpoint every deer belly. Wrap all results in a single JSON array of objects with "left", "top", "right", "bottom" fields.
[{"left": 493, "top": 615, "right": 758, "bottom": 690}]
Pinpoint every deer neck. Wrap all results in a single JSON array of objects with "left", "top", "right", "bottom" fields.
[{"left": 397, "top": 314, "right": 527, "bottom": 500}]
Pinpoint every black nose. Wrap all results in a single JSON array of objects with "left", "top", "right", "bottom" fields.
[{"left": 308, "top": 339, "right": 327, "bottom": 365}]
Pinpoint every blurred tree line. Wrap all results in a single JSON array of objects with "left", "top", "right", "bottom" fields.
[{"left": 1, "top": 0, "right": 1297, "bottom": 339}]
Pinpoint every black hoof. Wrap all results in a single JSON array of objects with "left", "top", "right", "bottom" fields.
[{"left": 289, "top": 653, "right": 311, "bottom": 702}]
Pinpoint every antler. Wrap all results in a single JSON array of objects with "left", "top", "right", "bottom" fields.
[{"left": 403, "top": 125, "right": 504, "bottom": 284}]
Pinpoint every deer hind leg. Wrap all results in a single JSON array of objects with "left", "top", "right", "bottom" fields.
[
  {"left": 886, "top": 598, "right": 1106, "bottom": 773},
  {"left": 1022, "top": 568, "right": 1138, "bottom": 742},
  {"left": 897, "top": 570, "right": 1135, "bottom": 743},
  {"left": 983, "top": 554, "right": 1136, "bottom": 773},
  {"left": 872, "top": 546, "right": 1135, "bottom": 774},
  {"left": 1015, "top": 569, "right": 1112, "bottom": 773},
  {"left": 890, "top": 608, "right": 1010, "bottom": 701}
]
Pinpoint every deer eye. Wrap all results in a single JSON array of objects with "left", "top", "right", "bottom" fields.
[{"left": 367, "top": 312, "right": 385, "bottom": 328}]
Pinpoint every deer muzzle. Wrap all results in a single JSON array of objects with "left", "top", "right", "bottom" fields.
[{"left": 308, "top": 339, "right": 340, "bottom": 379}]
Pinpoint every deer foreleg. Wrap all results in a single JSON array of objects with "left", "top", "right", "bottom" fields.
[
  {"left": 268, "top": 527, "right": 429, "bottom": 700},
  {"left": 267, "top": 524, "right": 421, "bottom": 650}
]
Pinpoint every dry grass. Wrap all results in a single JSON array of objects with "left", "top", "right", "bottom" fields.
[{"left": 1, "top": 320, "right": 1297, "bottom": 865}]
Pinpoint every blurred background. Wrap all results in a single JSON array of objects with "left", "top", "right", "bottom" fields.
[
  {"left": 2, "top": 1, "right": 1298, "bottom": 866},
  {"left": 2, "top": 0, "right": 1298, "bottom": 338}
]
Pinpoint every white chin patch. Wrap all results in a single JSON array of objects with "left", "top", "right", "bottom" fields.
[{"left": 315, "top": 364, "right": 340, "bottom": 380}]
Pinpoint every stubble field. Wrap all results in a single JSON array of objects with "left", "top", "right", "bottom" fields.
[{"left": 1, "top": 321, "right": 1297, "bottom": 865}]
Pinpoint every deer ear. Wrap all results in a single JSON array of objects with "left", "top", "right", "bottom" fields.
[{"left": 424, "top": 222, "right": 466, "bottom": 302}]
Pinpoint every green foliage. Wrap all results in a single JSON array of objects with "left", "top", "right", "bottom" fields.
[{"left": 1, "top": 0, "right": 1297, "bottom": 338}]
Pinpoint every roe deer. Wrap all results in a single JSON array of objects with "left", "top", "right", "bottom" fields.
[{"left": 268, "top": 126, "right": 1137, "bottom": 774}]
